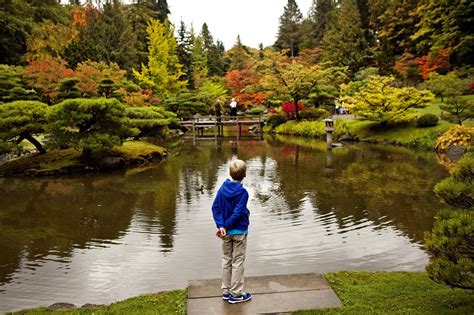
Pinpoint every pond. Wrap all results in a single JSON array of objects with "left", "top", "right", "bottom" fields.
[{"left": 0, "top": 135, "right": 447, "bottom": 312}]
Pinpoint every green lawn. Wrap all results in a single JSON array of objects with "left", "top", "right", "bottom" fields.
[
  {"left": 296, "top": 272, "right": 474, "bottom": 314},
  {"left": 12, "top": 272, "right": 474, "bottom": 314}
]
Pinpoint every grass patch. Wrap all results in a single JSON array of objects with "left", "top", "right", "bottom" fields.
[
  {"left": 295, "top": 271, "right": 474, "bottom": 314},
  {"left": 9, "top": 290, "right": 187, "bottom": 315},
  {"left": 115, "top": 140, "right": 166, "bottom": 158},
  {"left": 343, "top": 120, "right": 453, "bottom": 149},
  {"left": 11, "top": 272, "right": 473, "bottom": 314}
]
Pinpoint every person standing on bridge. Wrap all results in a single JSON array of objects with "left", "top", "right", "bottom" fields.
[
  {"left": 215, "top": 98, "right": 222, "bottom": 122},
  {"left": 211, "top": 159, "right": 252, "bottom": 304},
  {"left": 229, "top": 97, "right": 238, "bottom": 119}
]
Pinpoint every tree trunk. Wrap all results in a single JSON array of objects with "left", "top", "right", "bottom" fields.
[
  {"left": 24, "top": 134, "right": 46, "bottom": 154},
  {"left": 81, "top": 148, "right": 92, "bottom": 161},
  {"left": 294, "top": 97, "right": 300, "bottom": 120}
]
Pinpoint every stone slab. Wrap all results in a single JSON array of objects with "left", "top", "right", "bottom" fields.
[
  {"left": 187, "top": 273, "right": 342, "bottom": 315},
  {"left": 188, "top": 273, "right": 330, "bottom": 299}
]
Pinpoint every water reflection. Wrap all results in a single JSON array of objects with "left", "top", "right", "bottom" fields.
[{"left": 0, "top": 136, "right": 447, "bottom": 312}]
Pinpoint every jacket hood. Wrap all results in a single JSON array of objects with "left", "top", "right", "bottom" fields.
[{"left": 220, "top": 179, "right": 245, "bottom": 199}]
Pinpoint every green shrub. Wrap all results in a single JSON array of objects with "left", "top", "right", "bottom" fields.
[
  {"left": 417, "top": 113, "right": 439, "bottom": 127},
  {"left": 424, "top": 208, "right": 474, "bottom": 289},
  {"left": 426, "top": 152, "right": 474, "bottom": 290},
  {"left": 266, "top": 114, "right": 288, "bottom": 129},
  {"left": 162, "top": 93, "right": 208, "bottom": 119},
  {"left": 451, "top": 153, "right": 474, "bottom": 183},
  {"left": 434, "top": 177, "right": 474, "bottom": 208},
  {"left": 274, "top": 121, "right": 326, "bottom": 138},
  {"left": 298, "top": 108, "right": 331, "bottom": 121},
  {"left": 248, "top": 107, "right": 264, "bottom": 115}
]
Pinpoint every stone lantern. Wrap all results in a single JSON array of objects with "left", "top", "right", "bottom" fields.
[{"left": 324, "top": 118, "right": 335, "bottom": 150}]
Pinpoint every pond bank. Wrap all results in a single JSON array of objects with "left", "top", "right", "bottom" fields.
[
  {"left": 11, "top": 272, "right": 473, "bottom": 314},
  {"left": 0, "top": 141, "right": 167, "bottom": 177},
  {"left": 269, "top": 119, "right": 455, "bottom": 150}
]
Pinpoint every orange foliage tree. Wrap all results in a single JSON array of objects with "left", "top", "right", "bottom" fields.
[
  {"left": 24, "top": 54, "right": 74, "bottom": 104},
  {"left": 416, "top": 48, "right": 451, "bottom": 80},
  {"left": 224, "top": 69, "right": 267, "bottom": 108},
  {"left": 75, "top": 60, "right": 126, "bottom": 97}
]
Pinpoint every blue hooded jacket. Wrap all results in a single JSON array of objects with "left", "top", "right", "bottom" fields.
[{"left": 212, "top": 179, "right": 250, "bottom": 231}]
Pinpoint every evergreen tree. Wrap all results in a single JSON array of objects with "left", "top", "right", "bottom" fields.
[
  {"left": 376, "top": 0, "right": 419, "bottom": 71},
  {"left": 47, "top": 98, "right": 136, "bottom": 160},
  {"left": 191, "top": 32, "right": 209, "bottom": 88},
  {"left": 64, "top": 0, "right": 140, "bottom": 73},
  {"left": 200, "top": 23, "right": 226, "bottom": 77},
  {"left": 425, "top": 152, "right": 474, "bottom": 290},
  {"left": 0, "top": 100, "right": 48, "bottom": 154},
  {"left": 176, "top": 20, "right": 194, "bottom": 88},
  {"left": 0, "top": 65, "right": 37, "bottom": 103},
  {"left": 302, "top": 0, "right": 335, "bottom": 49},
  {"left": 227, "top": 35, "right": 252, "bottom": 71},
  {"left": 275, "top": 0, "right": 304, "bottom": 57},
  {"left": 0, "top": 0, "right": 34, "bottom": 64},
  {"left": 412, "top": 0, "right": 474, "bottom": 66},
  {"left": 320, "top": 0, "right": 369, "bottom": 73}
]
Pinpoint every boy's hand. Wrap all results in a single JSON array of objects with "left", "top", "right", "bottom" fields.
[{"left": 216, "top": 227, "right": 226, "bottom": 238}]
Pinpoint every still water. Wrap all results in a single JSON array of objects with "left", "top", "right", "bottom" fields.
[{"left": 0, "top": 135, "right": 447, "bottom": 312}]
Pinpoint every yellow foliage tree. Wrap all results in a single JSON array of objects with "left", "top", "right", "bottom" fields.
[
  {"left": 133, "top": 19, "right": 186, "bottom": 96},
  {"left": 341, "top": 75, "right": 434, "bottom": 125}
]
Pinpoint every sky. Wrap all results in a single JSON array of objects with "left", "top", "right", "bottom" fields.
[{"left": 168, "top": 0, "right": 313, "bottom": 50}]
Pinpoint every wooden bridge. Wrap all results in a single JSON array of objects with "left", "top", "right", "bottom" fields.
[{"left": 180, "top": 115, "right": 265, "bottom": 136}]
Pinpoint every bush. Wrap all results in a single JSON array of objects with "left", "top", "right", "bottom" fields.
[
  {"left": 248, "top": 107, "right": 264, "bottom": 115},
  {"left": 426, "top": 152, "right": 474, "bottom": 290},
  {"left": 435, "top": 125, "right": 474, "bottom": 153},
  {"left": 162, "top": 93, "right": 208, "bottom": 119},
  {"left": 417, "top": 113, "right": 439, "bottom": 127},
  {"left": 266, "top": 114, "right": 288, "bottom": 129},
  {"left": 299, "top": 108, "right": 331, "bottom": 121},
  {"left": 424, "top": 208, "right": 474, "bottom": 289},
  {"left": 434, "top": 177, "right": 474, "bottom": 208}
]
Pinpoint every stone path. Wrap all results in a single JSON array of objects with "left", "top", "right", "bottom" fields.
[{"left": 187, "top": 273, "right": 342, "bottom": 315}]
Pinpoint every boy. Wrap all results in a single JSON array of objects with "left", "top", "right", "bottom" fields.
[{"left": 211, "top": 159, "right": 252, "bottom": 304}]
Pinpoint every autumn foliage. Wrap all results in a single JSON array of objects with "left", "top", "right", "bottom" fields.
[
  {"left": 416, "top": 48, "right": 451, "bottom": 80},
  {"left": 24, "top": 55, "right": 74, "bottom": 103}
]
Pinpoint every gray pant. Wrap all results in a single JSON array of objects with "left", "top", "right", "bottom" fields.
[{"left": 221, "top": 234, "right": 247, "bottom": 296}]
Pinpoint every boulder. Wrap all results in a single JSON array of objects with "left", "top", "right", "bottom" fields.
[
  {"left": 445, "top": 145, "right": 467, "bottom": 161},
  {"left": 99, "top": 157, "right": 126, "bottom": 170},
  {"left": 47, "top": 303, "right": 76, "bottom": 311}
]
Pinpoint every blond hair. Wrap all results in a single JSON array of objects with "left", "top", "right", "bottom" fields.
[{"left": 229, "top": 159, "right": 246, "bottom": 181}]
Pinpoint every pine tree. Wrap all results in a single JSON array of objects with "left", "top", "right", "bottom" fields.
[
  {"left": 320, "top": 0, "right": 369, "bottom": 73},
  {"left": 200, "top": 23, "right": 226, "bottom": 77},
  {"left": 227, "top": 35, "right": 252, "bottom": 71},
  {"left": 275, "top": 0, "right": 304, "bottom": 57},
  {"left": 191, "top": 32, "right": 209, "bottom": 88},
  {"left": 302, "top": 0, "right": 335, "bottom": 49},
  {"left": 64, "top": 0, "right": 140, "bottom": 73},
  {"left": 176, "top": 20, "right": 194, "bottom": 89},
  {"left": 425, "top": 152, "right": 474, "bottom": 289},
  {"left": 0, "top": 100, "right": 48, "bottom": 154},
  {"left": 376, "top": 0, "right": 419, "bottom": 71}
]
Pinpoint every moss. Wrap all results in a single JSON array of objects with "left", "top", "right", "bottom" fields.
[{"left": 0, "top": 141, "right": 166, "bottom": 177}]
